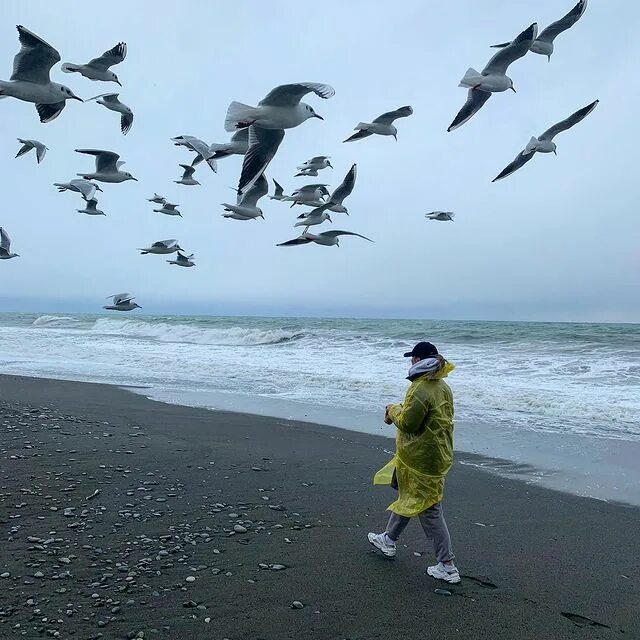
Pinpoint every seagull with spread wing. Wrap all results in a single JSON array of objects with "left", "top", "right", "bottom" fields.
[
  {"left": 62, "top": 42, "right": 126, "bottom": 85},
  {"left": 222, "top": 174, "right": 269, "bottom": 220},
  {"left": 103, "top": 293, "right": 141, "bottom": 311},
  {"left": 277, "top": 229, "right": 373, "bottom": 248},
  {"left": 344, "top": 106, "right": 413, "bottom": 142},
  {"left": 87, "top": 93, "right": 133, "bottom": 134},
  {"left": 0, "top": 227, "right": 19, "bottom": 260},
  {"left": 75, "top": 149, "right": 137, "bottom": 183},
  {"left": 15, "top": 138, "right": 48, "bottom": 163}
]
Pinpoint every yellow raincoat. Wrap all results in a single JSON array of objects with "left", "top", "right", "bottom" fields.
[{"left": 374, "top": 360, "right": 455, "bottom": 517}]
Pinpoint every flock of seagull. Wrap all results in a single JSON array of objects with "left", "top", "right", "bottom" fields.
[{"left": 1, "top": 1, "right": 594, "bottom": 312}]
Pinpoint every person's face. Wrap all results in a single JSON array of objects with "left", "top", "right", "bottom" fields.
[{"left": 411, "top": 356, "right": 421, "bottom": 365}]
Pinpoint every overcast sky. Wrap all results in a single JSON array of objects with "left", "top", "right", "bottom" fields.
[{"left": 0, "top": 0, "right": 638, "bottom": 322}]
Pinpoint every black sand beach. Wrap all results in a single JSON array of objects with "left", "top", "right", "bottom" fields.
[{"left": 0, "top": 374, "right": 638, "bottom": 639}]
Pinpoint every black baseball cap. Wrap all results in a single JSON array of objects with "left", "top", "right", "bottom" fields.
[{"left": 403, "top": 341, "right": 439, "bottom": 359}]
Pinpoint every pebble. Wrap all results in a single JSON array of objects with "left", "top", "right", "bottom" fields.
[
  {"left": 185, "top": 576, "right": 196, "bottom": 583},
  {"left": 434, "top": 588, "right": 452, "bottom": 596},
  {"left": 0, "top": 572, "right": 10, "bottom": 578},
  {"left": 233, "top": 524, "right": 247, "bottom": 534},
  {"left": 291, "top": 601, "right": 304, "bottom": 609}
]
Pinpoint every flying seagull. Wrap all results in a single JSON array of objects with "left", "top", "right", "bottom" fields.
[
  {"left": 277, "top": 229, "right": 373, "bottom": 247},
  {"left": 62, "top": 42, "right": 126, "bottom": 84},
  {"left": 344, "top": 106, "right": 413, "bottom": 142},
  {"left": 448, "top": 23, "right": 538, "bottom": 132},
  {"left": 281, "top": 183, "right": 330, "bottom": 206},
  {"left": 75, "top": 149, "right": 137, "bottom": 183},
  {"left": 153, "top": 202, "right": 181, "bottom": 217},
  {"left": 325, "top": 164, "right": 357, "bottom": 214},
  {"left": 15, "top": 138, "right": 48, "bottom": 163},
  {"left": 54, "top": 178, "right": 102, "bottom": 201},
  {"left": 295, "top": 167, "right": 320, "bottom": 177},
  {"left": 175, "top": 164, "right": 200, "bottom": 186},
  {"left": 491, "top": 0, "right": 587, "bottom": 61},
  {"left": 270, "top": 179, "right": 287, "bottom": 201},
  {"left": 296, "top": 156, "right": 332, "bottom": 176},
  {"left": 0, "top": 25, "right": 82, "bottom": 122},
  {"left": 426, "top": 211, "right": 455, "bottom": 221},
  {"left": 148, "top": 193, "right": 166, "bottom": 204},
  {"left": 87, "top": 93, "right": 133, "bottom": 134},
  {"left": 222, "top": 174, "right": 268, "bottom": 220},
  {"left": 0, "top": 227, "right": 19, "bottom": 259},
  {"left": 492, "top": 100, "right": 599, "bottom": 182},
  {"left": 295, "top": 203, "right": 332, "bottom": 230},
  {"left": 138, "top": 239, "right": 181, "bottom": 255},
  {"left": 103, "top": 293, "right": 141, "bottom": 311},
  {"left": 77, "top": 198, "right": 105, "bottom": 216},
  {"left": 208, "top": 129, "right": 249, "bottom": 160},
  {"left": 227, "top": 82, "right": 335, "bottom": 196},
  {"left": 166, "top": 251, "right": 196, "bottom": 268},
  {"left": 171, "top": 135, "right": 217, "bottom": 172}
]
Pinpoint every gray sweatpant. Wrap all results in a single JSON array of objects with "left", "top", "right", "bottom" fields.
[{"left": 386, "top": 502, "right": 455, "bottom": 564}]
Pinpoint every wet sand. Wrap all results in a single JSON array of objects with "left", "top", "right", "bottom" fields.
[{"left": 0, "top": 374, "right": 638, "bottom": 639}]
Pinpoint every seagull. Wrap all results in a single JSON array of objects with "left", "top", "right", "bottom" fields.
[
  {"left": 269, "top": 179, "right": 287, "bottom": 200},
  {"left": 344, "top": 106, "right": 413, "bottom": 142},
  {"left": 139, "top": 239, "right": 181, "bottom": 255},
  {"left": 222, "top": 174, "right": 268, "bottom": 220},
  {"left": 54, "top": 178, "right": 102, "bottom": 201},
  {"left": 277, "top": 230, "right": 373, "bottom": 247},
  {"left": 491, "top": 0, "right": 587, "bottom": 61},
  {"left": 448, "top": 23, "right": 538, "bottom": 132},
  {"left": 295, "top": 168, "right": 320, "bottom": 177},
  {"left": 296, "top": 156, "right": 332, "bottom": 176},
  {"left": 166, "top": 251, "right": 196, "bottom": 268},
  {"left": 77, "top": 198, "right": 105, "bottom": 216},
  {"left": 492, "top": 100, "right": 599, "bottom": 182},
  {"left": 0, "top": 227, "right": 19, "bottom": 259},
  {"left": 175, "top": 164, "right": 200, "bottom": 186},
  {"left": 86, "top": 93, "right": 133, "bottom": 134},
  {"left": 295, "top": 203, "right": 332, "bottom": 229},
  {"left": 208, "top": 129, "right": 249, "bottom": 160},
  {"left": 148, "top": 193, "right": 166, "bottom": 204},
  {"left": 426, "top": 211, "right": 455, "bottom": 221},
  {"left": 15, "top": 138, "right": 48, "bottom": 163},
  {"left": 325, "top": 164, "right": 357, "bottom": 214},
  {"left": 153, "top": 202, "right": 182, "bottom": 217},
  {"left": 227, "top": 82, "right": 335, "bottom": 195},
  {"left": 0, "top": 25, "right": 83, "bottom": 122},
  {"left": 103, "top": 293, "right": 141, "bottom": 312},
  {"left": 171, "top": 135, "right": 217, "bottom": 172},
  {"left": 62, "top": 42, "right": 126, "bottom": 85},
  {"left": 75, "top": 149, "right": 137, "bottom": 183},
  {"left": 282, "top": 184, "right": 330, "bottom": 206}
]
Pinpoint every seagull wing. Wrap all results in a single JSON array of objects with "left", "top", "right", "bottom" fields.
[
  {"left": 152, "top": 239, "right": 177, "bottom": 248},
  {"left": 319, "top": 230, "right": 374, "bottom": 242},
  {"left": 447, "top": 88, "right": 492, "bottom": 132},
  {"left": 15, "top": 141, "right": 33, "bottom": 158},
  {"left": 372, "top": 106, "right": 414, "bottom": 125},
  {"left": 330, "top": 164, "right": 357, "bottom": 205},
  {"left": 11, "top": 25, "right": 60, "bottom": 84},
  {"left": 259, "top": 82, "right": 335, "bottom": 106},
  {"left": 483, "top": 23, "right": 538, "bottom": 75},
  {"left": 237, "top": 126, "right": 285, "bottom": 195},
  {"left": 539, "top": 100, "right": 598, "bottom": 141},
  {"left": 0, "top": 227, "right": 11, "bottom": 251},
  {"left": 87, "top": 92, "right": 120, "bottom": 102},
  {"left": 538, "top": 0, "right": 587, "bottom": 44},
  {"left": 238, "top": 173, "right": 269, "bottom": 207},
  {"left": 88, "top": 42, "right": 127, "bottom": 69},
  {"left": 272, "top": 178, "right": 284, "bottom": 197},
  {"left": 343, "top": 129, "right": 374, "bottom": 143},
  {"left": 277, "top": 235, "right": 314, "bottom": 247},
  {"left": 164, "top": 203, "right": 178, "bottom": 211},
  {"left": 295, "top": 183, "right": 329, "bottom": 193},
  {"left": 492, "top": 149, "right": 535, "bottom": 182},
  {"left": 179, "top": 163, "right": 196, "bottom": 178},
  {"left": 71, "top": 179, "right": 97, "bottom": 201},
  {"left": 75, "top": 149, "right": 120, "bottom": 173},
  {"left": 231, "top": 128, "right": 249, "bottom": 143},
  {"left": 120, "top": 111, "right": 133, "bottom": 135}
]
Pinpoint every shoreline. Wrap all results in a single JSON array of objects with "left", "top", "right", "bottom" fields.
[{"left": 0, "top": 373, "right": 638, "bottom": 638}]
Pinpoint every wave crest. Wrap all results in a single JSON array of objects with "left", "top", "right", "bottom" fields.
[{"left": 32, "top": 315, "right": 80, "bottom": 327}]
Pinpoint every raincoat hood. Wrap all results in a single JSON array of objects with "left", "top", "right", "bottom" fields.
[{"left": 407, "top": 356, "right": 455, "bottom": 381}]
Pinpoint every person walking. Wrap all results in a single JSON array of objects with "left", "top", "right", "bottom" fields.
[{"left": 368, "top": 341, "right": 460, "bottom": 584}]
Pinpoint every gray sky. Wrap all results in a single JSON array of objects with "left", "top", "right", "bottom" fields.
[{"left": 1, "top": 0, "right": 638, "bottom": 322}]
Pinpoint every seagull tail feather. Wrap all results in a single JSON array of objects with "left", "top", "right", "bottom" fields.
[{"left": 61, "top": 63, "right": 80, "bottom": 73}]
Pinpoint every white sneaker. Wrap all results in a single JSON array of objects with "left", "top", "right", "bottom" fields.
[
  {"left": 426, "top": 562, "right": 461, "bottom": 584},
  {"left": 367, "top": 532, "right": 396, "bottom": 558}
]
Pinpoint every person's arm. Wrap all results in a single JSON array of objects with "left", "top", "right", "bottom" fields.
[{"left": 387, "top": 386, "right": 427, "bottom": 434}]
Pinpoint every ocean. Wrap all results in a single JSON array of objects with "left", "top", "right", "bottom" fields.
[{"left": 1, "top": 313, "right": 639, "bottom": 504}]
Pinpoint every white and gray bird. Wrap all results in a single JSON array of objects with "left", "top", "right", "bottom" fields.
[
  {"left": 77, "top": 198, "right": 105, "bottom": 216},
  {"left": 227, "top": 83, "right": 335, "bottom": 196},
  {"left": 139, "top": 239, "right": 181, "bottom": 255},
  {"left": 166, "top": 251, "right": 196, "bottom": 268},
  {"left": 208, "top": 129, "right": 249, "bottom": 161},
  {"left": 448, "top": 23, "right": 538, "bottom": 132},
  {"left": 75, "top": 149, "right": 137, "bottom": 183},
  {"left": 87, "top": 93, "right": 133, "bottom": 134},
  {"left": 62, "top": 42, "right": 126, "bottom": 85},
  {"left": 282, "top": 183, "right": 330, "bottom": 206},
  {"left": 269, "top": 179, "right": 287, "bottom": 201},
  {"left": 491, "top": 0, "right": 587, "bottom": 61},
  {"left": 222, "top": 174, "right": 269, "bottom": 220},
  {"left": 426, "top": 211, "right": 455, "bottom": 221},
  {"left": 493, "top": 100, "right": 599, "bottom": 182},
  {"left": 54, "top": 178, "right": 102, "bottom": 201},
  {"left": 344, "top": 107, "right": 413, "bottom": 142},
  {"left": 0, "top": 25, "right": 83, "bottom": 122},
  {"left": 277, "top": 229, "right": 373, "bottom": 248},
  {"left": 153, "top": 202, "right": 182, "bottom": 217},
  {"left": 325, "top": 164, "right": 357, "bottom": 214},
  {"left": 15, "top": 138, "right": 48, "bottom": 163},
  {"left": 175, "top": 164, "right": 200, "bottom": 186},
  {"left": 148, "top": 193, "right": 166, "bottom": 204},
  {"left": 295, "top": 155, "right": 332, "bottom": 176},
  {"left": 295, "top": 203, "right": 332, "bottom": 230},
  {"left": 0, "top": 227, "right": 19, "bottom": 259},
  {"left": 171, "top": 135, "right": 217, "bottom": 172},
  {"left": 295, "top": 168, "right": 319, "bottom": 177},
  {"left": 103, "top": 293, "right": 141, "bottom": 311}
]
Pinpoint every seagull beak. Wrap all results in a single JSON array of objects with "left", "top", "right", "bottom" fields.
[
  {"left": 393, "top": 134, "right": 398, "bottom": 141},
  {"left": 116, "top": 79, "right": 122, "bottom": 87},
  {"left": 313, "top": 113, "right": 324, "bottom": 120},
  {"left": 553, "top": 150, "right": 557, "bottom": 156},
  {"left": 327, "top": 161, "right": 333, "bottom": 168},
  {"left": 71, "top": 94, "right": 84, "bottom": 102},
  {"left": 510, "top": 86, "right": 517, "bottom": 93},
  {"left": 131, "top": 177, "right": 139, "bottom": 181}
]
